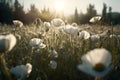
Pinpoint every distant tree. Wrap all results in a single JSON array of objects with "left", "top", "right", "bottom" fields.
[
  {"left": 107, "top": 6, "right": 112, "bottom": 24},
  {"left": 0, "top": 0, "right": 13, "bottom": 24},
  {"left": 80, "top": 4, "right": 97, "bottom": 24},
  {"left": 102, "top": 3, "right": 107, "bottom": 23},
  {"left": 25, "top": 4, "right": 40, "bottom": 24},
  {"left": 110, "top": 12, "right": 120, "bottom": 25},
  {"left": 13, "top": 0, "right": 26, "bottom": 23},
  {"left": 40, "top": 7, "right": 55, "bottom": 21},
  {"left": 74, "top": 8, "right": 79, "bottom": 24},
  {"left": 79, "top": 12, "right": 88, "bottom": 24},
  {"left": 87, "top": 4, "right": 97, "bottom": 17}
]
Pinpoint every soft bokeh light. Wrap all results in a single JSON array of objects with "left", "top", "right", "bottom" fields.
[
  {"left": 19, "top": 0, "right": 120, "bottom": 16},
  {"left": 54, "top": 1, "right": 64, "bottom": 12}
]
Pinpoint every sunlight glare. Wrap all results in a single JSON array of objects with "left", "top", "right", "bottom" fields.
[{"left": 54, "top": 1, "right": 64, "bottom": 12}]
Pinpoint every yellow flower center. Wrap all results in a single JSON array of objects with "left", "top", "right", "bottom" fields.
[{"left": 93, "top": 63, "right": 105, "bottom": 72}]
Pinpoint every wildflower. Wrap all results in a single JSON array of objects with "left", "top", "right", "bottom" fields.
[
  {"left": 90, "top": 34, "right": 100, "bottom": 42},
  {"left": 63, "top": 24, "right": 79, "bottom": 35},
  {"left": 78, "top": 30, "right": 90, "bottom": 40},
  {"left": 51, "top": 18, "right": 65, "bottom": 27},
  {"left": 77, "top": 48, "right": 112, "bottom": 78},
  {"left": 13, "top": 20, "right": 23, "bottom": 27},
  {"left": 0, "top": 33, "right": 16, "bottom": 53},
  {"left": 10, "top": 63, "right": 32, "bottom": 80},
  {"left": 48, "top": 60, "right": 57, "bottom": 69},
  {"left": 89, "top": 16, "right": 102, "bottom": 23},
  {"left": 29, "top": 38, "right": 46, "bottom": 49}
]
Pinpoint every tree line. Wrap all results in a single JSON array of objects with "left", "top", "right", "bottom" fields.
[{"left": 0, "top": 0, "right": 120, "bottom": 25}]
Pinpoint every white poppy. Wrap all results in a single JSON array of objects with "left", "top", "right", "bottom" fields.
[
  {"left": 13, "top": 20, "right": 23, "bottom": 27},
  {"left": 109, "top": 34, "right": 117, "bottom": 38},
  {"left": 90, "top": 34, "right": 100, "bottom": 42},
  {"left": 39, "top": 42, "right": 46, "bottom": 48},
  {"left": 89, "top": 16, "right": 102, "bottom": 23},
  {"left": 78, "top": 30, "right": 90, "bottom": 40},
  {"left": 44, "top": 22, "right": 51, "bottom": 28},
  {"left": 77, "top": 48, "right": 112, "bottom": 77},
  {"left": 10, "top": 63, "right": 32, "bottom": 80},
  {"left": 44, "top": 22, "right": 51, "bottom": 32},
  {"left": 48, "top": 60, "right": 57, "bottom": 69},
  {"left": 63, "top": 24, "right": 79, "bottom": 35},
  {"left": 71, "top": 22, "right": 78, "bottom": 27},
  {"left": 0, "top": 33, "right": 16, "bottom": 53},
  {"left": 51, "top": 18, "right": 65, "bottom": 27},
  {"left": 29, "top": 38, "right": 46, "bottom": 49}
]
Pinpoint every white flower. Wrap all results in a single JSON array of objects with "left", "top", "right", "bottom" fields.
[
  {"left": 77, "top": 48, "right": 112, "bottom": 77},
  {"left": 51, "top": 18, "right": 65, "bottom": 27},
  {"left": 29, "top": 38, "right": 46, "bottom": 49},
  {"left": 44, "top": 22, "right": 51, "bottom": 30},
  {"left": 0, "top": 33, "right": 17, "bottom": 53},
  {"left": 78, "top": 30, "right": 90, "bottom": 40},
  {"left": 13, "top": 20, "right": 23, "bottom": 27},
  {"left": 10, "top": 63, "right": 32, "bottom": 80},
  {"left": 63, "top": 24, "right": 79, "bottom": 35},
  {"left": 49, "top": 48, "right": 58, "bottom": 59},
  {"left": 39, "top": 42, "right": 46, "bottom": 48},
  {"left": 109, "top": 34, "right": 117, "bottom": 38},
  {"left": 71, "top": 22, "right": 78, "bottom": 27},
  {"left": 89, "top": 16, "right": 102, "bottom": 23},
  {"left": 48, "top": 60, "right": 57, "bottom": 69},
  {"left": 90, "top": 34, "right": 100, "bottom": 42},
  {"left": 44, "top": 22, "right": 51, "bottom": 32}
]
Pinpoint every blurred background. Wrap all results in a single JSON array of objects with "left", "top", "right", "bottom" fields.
[{"left": 0, "top": 0, "right": 120, "bottom": 25}]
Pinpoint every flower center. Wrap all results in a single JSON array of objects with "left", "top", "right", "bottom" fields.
[{"left": 93, "top": 63, "right": 105, "bottom": 72}]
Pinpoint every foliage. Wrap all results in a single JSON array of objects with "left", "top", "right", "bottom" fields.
[
  {"left": 25, "top": 4, "right": 41, "bottom": 24},
  {"left": 13, "top": 0, "right": 26, "bottom": 23},
  {"left": 0, "top": 1, "right": 120, "bottom": 25},
  {"left": 74, "top": 8, "right": 79, "bottom": 24},
  {"left": 40, "top": 7, "right": 55, "bottom": 22},
  {"left": 0, "top": 0, "right": 13, "bottom": 24}
]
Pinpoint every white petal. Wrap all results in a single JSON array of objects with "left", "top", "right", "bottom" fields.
[
  {"left": 77, "top": 64, "right": 112, "bottom": 77},
  {"left": 83, "top": 48, "right": 112, "bottom": 66}
]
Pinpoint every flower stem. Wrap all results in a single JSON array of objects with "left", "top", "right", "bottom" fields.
[{"left": 0, "top": 53, "right": 12, "bottom": 80}]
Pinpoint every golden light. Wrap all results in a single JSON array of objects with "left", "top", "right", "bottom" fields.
[{"left": 54, "top": 1, "right": 64, "bottom": 12}]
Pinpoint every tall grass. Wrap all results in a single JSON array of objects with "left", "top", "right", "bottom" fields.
[{"left": 0, "top": 24, "right": 120, "bottom": 80}]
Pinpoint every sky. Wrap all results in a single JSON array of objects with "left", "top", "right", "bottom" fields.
[{"left": 18, "top": 0, "right": 120, "bottom": 16}]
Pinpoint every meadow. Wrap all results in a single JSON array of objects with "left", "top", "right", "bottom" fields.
[{"left": 0, "top": 24, "right": 120, "bottom": 80}]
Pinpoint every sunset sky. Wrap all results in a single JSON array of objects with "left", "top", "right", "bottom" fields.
[{"left": 18, "top": 0, "right": 120, "bottom": 15}]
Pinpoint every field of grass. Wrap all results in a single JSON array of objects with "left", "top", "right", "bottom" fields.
[{"left": 0, "top": 24, "right": 120, "bottom": 80}]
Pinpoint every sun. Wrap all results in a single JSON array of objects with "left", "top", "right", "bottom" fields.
[{"left": 54, "top": 1, "right": 64, "bottom": 12}]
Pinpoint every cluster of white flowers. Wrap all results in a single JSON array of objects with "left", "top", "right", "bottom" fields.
[
  {"left": 29, "top": 38, "right": 46, "bottom": 49},
  {"left": 58, "top": 24, "right": 79, "bottom": 36}
]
